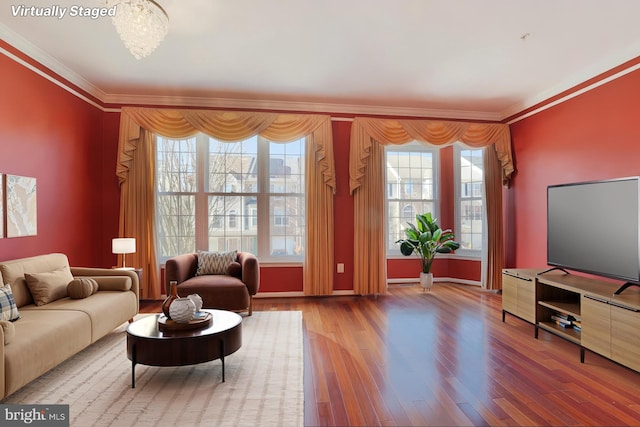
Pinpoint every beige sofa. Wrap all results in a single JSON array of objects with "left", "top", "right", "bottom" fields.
[{"left": 0, "top": 253, "right": 139, "bottom": 400}]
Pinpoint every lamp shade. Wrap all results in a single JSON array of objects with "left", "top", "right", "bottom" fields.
[{"left": 112, "top": 238, "right": 136, "bottom": 254}]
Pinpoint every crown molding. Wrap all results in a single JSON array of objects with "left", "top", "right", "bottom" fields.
[
  {"left": 1, "top": 22, "right": 501, "bottom": 121},
  {"left": 102, "top": 92, "right": 503, "bottom": 121},
  {"left": 6, "top": 20, "right": 638, "bottom": 123},
  {"left": 505, "top": 62, "right": 640, "bottom": 124},
  {"left": 0, "top": 23, "right": 108, "bottom": 104},
  {"left": 502, "top": 43, "right": 640, "bottom": 122}
]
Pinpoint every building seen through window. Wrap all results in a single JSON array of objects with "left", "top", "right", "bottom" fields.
[{"left": 155, "top": 133, "right": 305, "bottom": 262}]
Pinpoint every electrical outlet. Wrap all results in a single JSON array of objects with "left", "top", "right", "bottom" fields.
[{"left": 337, "top": 263, "right": 344, "bottom": 273}]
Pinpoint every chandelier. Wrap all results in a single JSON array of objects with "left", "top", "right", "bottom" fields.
[{"left": 109, "top": 0, "right": 169, "bottom": 60}]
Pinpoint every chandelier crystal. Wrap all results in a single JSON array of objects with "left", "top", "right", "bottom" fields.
[{"left": 109, "top": 0, "right": 169, "bottom": 60}]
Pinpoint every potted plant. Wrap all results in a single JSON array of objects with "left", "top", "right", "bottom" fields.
[{"left": 395, "top": 212, "right": 461, "bottom": 291}]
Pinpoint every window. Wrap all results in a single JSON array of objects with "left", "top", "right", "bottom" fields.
[
  {"left": 455, "top": 145, "right": 484, "bottom": 254},
  {"left": 385, "top": 142, "right": 438, "bottom": 253},
  {"left": 156, "top": 133, "right": 305, "bottom": 262}
]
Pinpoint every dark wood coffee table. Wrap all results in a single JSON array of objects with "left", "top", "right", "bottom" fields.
[{"left": 126, "top": 309, "right": 242, "bottom": 388}]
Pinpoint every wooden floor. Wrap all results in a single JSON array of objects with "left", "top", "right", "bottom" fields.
[{"left": 141, "top": 284, "right": 640, "bottom": 426}]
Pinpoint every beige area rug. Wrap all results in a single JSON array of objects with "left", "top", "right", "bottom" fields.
[{"left": 3, "top": 311, "right": 303, "bottom": 427}]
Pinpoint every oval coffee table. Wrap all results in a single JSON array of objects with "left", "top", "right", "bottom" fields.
[{"left": 126, "top": 309, "right": 242, "bottom": 388}]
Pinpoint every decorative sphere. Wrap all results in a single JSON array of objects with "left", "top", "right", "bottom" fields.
[
  {"left": 169, "top": 298, "right": 196, "bottom": 323},
  {"left": 187, "top": 294, "right": 203, "bottom": 312}
]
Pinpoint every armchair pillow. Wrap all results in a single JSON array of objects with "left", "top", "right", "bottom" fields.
[
  {"left": 24, "top": 266, "right": 74, "bottom": 306},
  {"left": 0, "top": 284, "right": 20, "bottom": 321},
  {"left": 227, "top": 261, "right": 242, "bottom": 278},
  {"left": 196, "top": 250, "right": 237, "bottom": 275}
]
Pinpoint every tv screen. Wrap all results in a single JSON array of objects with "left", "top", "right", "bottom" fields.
[{"left": 547, "top": 177, "right": 640, "bottom": 283}]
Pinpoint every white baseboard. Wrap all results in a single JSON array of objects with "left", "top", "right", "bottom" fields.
[
  {"left": 254, "top": 289, "right": 356, "bottom": 298},
  {"left": 387, "top": 277, "right": 482, "bottom": 287},
  {"left": 253, "top": 279, "right": 480, "bottom": 298},
  {"left": 254, "top": 291, "right": 305, "bottom": 298}
]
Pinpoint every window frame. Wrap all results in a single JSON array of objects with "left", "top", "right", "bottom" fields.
[
  {"left": 155, "top": 133, "right": 306, "bottom": 264},
  {"left": 384, "top": 141, "right": 439, "bottom": 258},
  {"left": 453, "top": 143, "right": 485, "bottom": 258}
]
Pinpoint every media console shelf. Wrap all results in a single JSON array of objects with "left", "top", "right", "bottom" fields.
[{"left": 502, "top": 268, "right": 640, "bottom": 373}]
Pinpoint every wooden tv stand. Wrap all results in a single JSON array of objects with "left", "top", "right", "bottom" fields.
[{"left": 502, "top": 268, "right": 640, "bottom": 372}]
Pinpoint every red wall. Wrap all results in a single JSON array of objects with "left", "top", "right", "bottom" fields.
[
  {"left": 0, "top": 44, "right": 119, "bottom": 267},
  {"left": 0, "top": 45, "right": 481, "bottom": 294},
  {"left": 332, "top": 120, "right": 356, "bottom": 290},
  {"left": 508, "top": 68, "right": 640, "bottom": 269}
]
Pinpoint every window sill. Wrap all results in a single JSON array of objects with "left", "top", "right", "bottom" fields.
[
  {"left": 259, "top": 261, "right": 303, "bottom": 267},
  {"left": 387, "top": 253, "right": 481, "bottom": 261}
]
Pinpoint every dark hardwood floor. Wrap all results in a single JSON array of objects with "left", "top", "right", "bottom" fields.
[{"left": 141, "top": 284, "right": 640, "bottom": 426}]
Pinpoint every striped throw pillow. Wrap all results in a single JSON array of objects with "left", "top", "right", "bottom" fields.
[{"left": 196, "top": 250, "right": 238, "bottom": 275}]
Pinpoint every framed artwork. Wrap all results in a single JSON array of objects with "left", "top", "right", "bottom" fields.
[{"left": 6, "top": 174, "right": 37, "bottom": 237}]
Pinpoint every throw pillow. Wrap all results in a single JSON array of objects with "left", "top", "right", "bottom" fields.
[
  {"left": 0, "top": 320, "right": 15, "bottom": 345},
  {"left": 67, "top": 278, "right": 99, "bottom": 299},
  {"left": 227, "top": 261, "right": 242, "bottom": 278},
  {"left": 196, "top": 250, "right": 237, "bottom": 275},
  {"left": 0, "top": 284, "right": 20, "bottom": 322},
  {"left": 24, "top": 266, "right": 74, "bottom": 306}
]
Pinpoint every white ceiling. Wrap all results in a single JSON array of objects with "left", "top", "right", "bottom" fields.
[{"left": 2, "top": 0, "right": 640, "bottom": 120}]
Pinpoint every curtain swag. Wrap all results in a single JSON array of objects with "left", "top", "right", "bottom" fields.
[
  {"left": 116, "top": 106, "right": 336, "bottom": 298},
  {"left": 349, "top": 117, "right": 513, "bottom": 194}
]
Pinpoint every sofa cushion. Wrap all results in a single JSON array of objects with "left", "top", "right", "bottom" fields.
[
  {"left": 196, "top": 250, "right": 237, "bottom": 275},
  {"left": 67, "top": 278, "right": 99, "bottom": 299},
  {"left": 178, "top": 275, "right": 250, "bottom": 311},
  {"left": 3, "top": 308, "right": 92, "bottom": 396},
  {"left": 25, "top": 291, "right": 138, "bottom": 342},
  {"left": 0, "top": 320, "right": 16, "bottom": 344},
  {"left": 0, "top": 284, "right": 20, "bottom": 321},
  {"left": 24, "top": 266, "right": 74, "bottom": 306}
]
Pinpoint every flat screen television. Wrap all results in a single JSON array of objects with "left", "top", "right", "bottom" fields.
[{"left": 546, "top": 177, "right": 640, "bottom": 294}]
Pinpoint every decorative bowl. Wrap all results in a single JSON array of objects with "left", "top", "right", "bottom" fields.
[{"left": 187, "top": 294, "right": 203, "bottom": 312}]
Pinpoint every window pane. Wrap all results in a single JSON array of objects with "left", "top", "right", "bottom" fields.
[
  {"left": 156, "top": 137, "right": 196, "bottom": 192},
  {"left": 270, "top": 141, "right": 305, "bottom": 194},
  {"left": 386, "top": 144, "right": 437, "bottom": 253},
  {"left": 388, "top": 201, "right": 435, "bottom": 249},
  {"left": 156, "top": 195, "right": 195, "bottom": 258},
  {"left": 269, "top": 195, "right": 305, "bottom": 256},
  {"left": 208, "top": 136, "right": 258, "bottom": 193},
  {"left": 268, "top": 138, "right": 305, "bottom": 258},
  {"left": 458, "top": 147, "right": 484, "bottom": 251},
  {"left": 208, "top": 195, "right": 258, "bottom": 253}
]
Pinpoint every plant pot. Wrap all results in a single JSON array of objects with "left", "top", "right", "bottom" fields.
[{"left": 419, "top": 272, "right": 433, "bottom": 292}]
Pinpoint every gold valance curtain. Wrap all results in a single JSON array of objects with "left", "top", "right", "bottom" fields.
[
  {"left": 116, "top": 107, "right": 336, "bottom": 298},
  {"left": 349, "top": 117, "right": 513, "bottom": 295}
]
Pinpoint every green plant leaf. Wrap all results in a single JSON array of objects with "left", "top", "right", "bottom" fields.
[
  {"left": 442, "top": 241, "right": 461, "bottom": 251},
  {"left": 441, "top": 231, "right": 455, "bottom": 241},
  {"left": 400, "top": 241, "right": 415, "bottom": 256},
  {"left": 418, "top": 231, "right": 432, "bottom": 244},
  {"left": 416, "top": 215, "right": 428, "bottom": 232}
]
